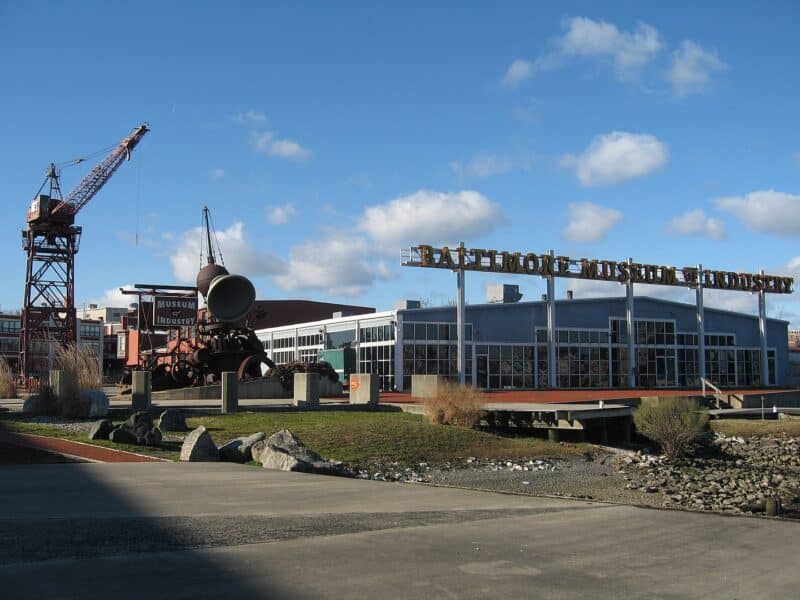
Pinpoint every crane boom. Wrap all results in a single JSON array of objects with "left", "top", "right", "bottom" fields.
[{"left": 51, "top": 124, "right": 149, "bottom": 217}]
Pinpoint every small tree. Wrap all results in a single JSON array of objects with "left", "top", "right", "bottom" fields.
[{"left": 634, "top": 398, "right": 709, "bottom": 459}]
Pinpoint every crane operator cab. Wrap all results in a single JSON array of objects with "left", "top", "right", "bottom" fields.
[{"left": 27, "top": 194, "right": 75, "bottom": 225}]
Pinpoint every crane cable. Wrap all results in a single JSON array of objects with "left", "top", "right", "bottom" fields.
[
  {"left": 207, "top": 209, "right": 225, "bottom": 267},
  {"left": 135, "top": 144, "right": 143, "bottom": 247}
]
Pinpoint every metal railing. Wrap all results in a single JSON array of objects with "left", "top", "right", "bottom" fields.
[{"left": 700, "top": 377, "right": 726, "bottom": 409}]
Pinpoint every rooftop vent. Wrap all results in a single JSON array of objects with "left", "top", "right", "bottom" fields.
[
  {"left": 487, "top": 284, "right": 523, "bottom": 304},
  {"left": 394, "top": 299, "right": 422, "bottom": 310}
]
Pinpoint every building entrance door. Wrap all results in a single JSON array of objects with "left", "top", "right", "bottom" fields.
[
  {"left": 476, "top": 355, "right": 489, "bottom": 389},
  {"left": 656, "top": 352, "right": 677, "bottom": 387}
]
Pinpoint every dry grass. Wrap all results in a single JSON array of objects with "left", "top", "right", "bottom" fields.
[
  {"left": 54, "top": 343, "right": 102, "bottom": 391},
  {"left": 0, "top": 357, "right": 17, "bottom": 399},
  {"left": 423, "top": 381, "right": 485, "bottom": 428},
  {"left": 711, "top": 418, "right": 800, "bottom": 438}
]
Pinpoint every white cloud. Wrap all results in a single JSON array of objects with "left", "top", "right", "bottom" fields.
[
  {"left": 502, "top": 59, "right": 535, "bottom": 88},
  {"left": 667, "top": 209, "right": 725, "bottom": 239},
  {"left": 358, "top": 190, "right": 504, "bottom": 254},
  {"left": 502, "top": 18, "right": 662, "bottom": 88},
  {"left": 232, "top": 109, "right": 268, "bottom": 123},
  {"left": 209, "top": 168, "right": 225, "bottom": 179},
  {"left": 89, "top": 285, "right": 136, "bottom": 308},
  {"left": 170, "top": 222, "right": 285, "bottom": 283},
  {"left": 562, "top": 202, "right": 622, "bottom": 243},
  {"left": 793, "top": 151, "right": 800, "bottom": 164},
  {"left": 715, "top": 190, "right": 800, "bottom": 235},
  {"left": 449, "top": 153, "right": 531, "bottom": 179},
  {"left": 559, "top": 17, "right": 662, "bottom": 78},
  {"left": 561, "top": 131, "right": 668, "bottom": 186},
  {"left": 250, "top": 131, "right": 312, "bottom": 161},
  {"left": 669, "top": 41, "right": 728, "bottom": 97},
  {"left": 274, "top": 236, "right": 390, "bottom": 297},
  {"left": 786, "top": 256, "right": 800, "bottom": 278},
  {"left": 266, "top": 203, "right": 296, "bottom": 225}
]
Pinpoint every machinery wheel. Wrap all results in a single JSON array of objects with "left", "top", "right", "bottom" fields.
[
  {"left": 237, "top": 353, "right": 277, "bottom": 381},
  {"left": 170, "top": 360, "right": 197, "bottom": 387}
]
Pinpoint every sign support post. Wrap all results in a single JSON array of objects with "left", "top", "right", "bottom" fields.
[
  {"left": 759, "top": 269, "right": 769, "bottom": 386},
  {"left": 626, "top": 257, "right": 636, "bottom": 388},
  {"left": 456, "top": 241, "right": 466, "bottom": 385},
  {"left": 547, "top": 250, "right": 557, "bottom": 388},
  {"left": 696, "top": 263, "right": 706, "bottom": 383}
]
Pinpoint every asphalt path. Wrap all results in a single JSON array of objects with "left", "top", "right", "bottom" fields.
[{"left": 0, "top": 462, "right": 797, "bottom": 599}]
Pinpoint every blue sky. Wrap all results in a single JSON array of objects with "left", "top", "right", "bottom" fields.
[{"left": 1, "top": 1, "right": 798, "bottom": 324}]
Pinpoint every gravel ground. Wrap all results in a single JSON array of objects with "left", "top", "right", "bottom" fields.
[
  {"left": 362, "top": 435, "right": 800, "bottom": 519},
  {"left": 422, "top": 453, "right": 670, "bottom": 507},
  {"left": 17, "top": 417, "right": 96, "bottom": 435}
]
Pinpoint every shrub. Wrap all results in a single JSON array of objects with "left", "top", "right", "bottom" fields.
[
  {"left": 423, "top": 381, "right": 485, "bottom": 428},
  {"left": 0, "top": 357, "right": 17, "bottom": 399},
  {"left": 634, "top": 398, "right": 709, "bottom": 460}
]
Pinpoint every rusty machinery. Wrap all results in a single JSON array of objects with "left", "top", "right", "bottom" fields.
[{"left": 122, "top": 207, "right": 338, "bottom": 391}]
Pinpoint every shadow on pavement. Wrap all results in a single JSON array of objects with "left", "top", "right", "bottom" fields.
[{"left": 0, "top": 419, "right": 294, "bottom": 599}]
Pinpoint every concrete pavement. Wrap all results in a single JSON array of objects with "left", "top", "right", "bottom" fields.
[{"left": 0, "top": 462, "right": 797, "bottom": 599}]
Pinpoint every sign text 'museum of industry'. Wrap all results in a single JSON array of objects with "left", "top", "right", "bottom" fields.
[{"left": 406, "top": 245, "right": 794, "bottom": 294}]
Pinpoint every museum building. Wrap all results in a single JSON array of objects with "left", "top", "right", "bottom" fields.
[{"left": 255, "top": 291, "right": 789, "bottom": 392}]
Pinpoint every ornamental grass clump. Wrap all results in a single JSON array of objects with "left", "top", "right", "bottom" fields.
[
  {"left": 634, "top": 398, "right": 709, "bottom": 460},
  {"left": 423, "top": 381, "right": 485, "bottom": 428},
  {"left": 54, "top": 343, "right": 102, "bottom": 391},
  {"left": 0, "top": 357, "right": 17, "bottom": 399},
  {"left": 52, "top": 343, "right": 101, "bottom": 418}
]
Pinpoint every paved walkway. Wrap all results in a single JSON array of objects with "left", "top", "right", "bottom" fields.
[
  {"left": 0, "top": 432, "right": 165, "bottom": 463},
  {"left": 0, "top": 462, "right": 797, "bottom": 598}
]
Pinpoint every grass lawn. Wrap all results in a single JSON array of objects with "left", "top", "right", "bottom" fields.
[
  {"left": 0, "top": 410, "right": 583, "bottom": 466},
  {"left": 710, "top": 418, "right": 800, "bottom": 438}
]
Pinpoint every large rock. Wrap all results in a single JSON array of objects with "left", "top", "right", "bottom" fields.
[
  {"left": 122, "top": 411, "right": 153, "bottom": 441},
  {"left": 117, "top": 411, "right": 161, "bottom": 446},
  {"left": 83, "top": 390, "right": 109, "bottom": 418},
  {"left": 109, "top": 426, "right": 137, "bottom": 444},
  {"left": 256, "top": 428, "right": 345, "bottom": 475},
  {"left": 180, "top": 426, "right": 219, "bottom": 461},
  {"left": 158, "top": 409, "right": 187, "bottom": 432},
  {"left": 22, "top": 394, "right": 41, "bottom": 415},
  {"left": 219, "top": 432, "right": 266, "bottom": 463},
  {"left": 22, "top": 393, "right": 56, "bottom": 416},
  {"left": 142, "top": 427, "right": 162, "bottom": 446},
  {"left": 88, "top": 419, "right": 115, "bottom": 441}
]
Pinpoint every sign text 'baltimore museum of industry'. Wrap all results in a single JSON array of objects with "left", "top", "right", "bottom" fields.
[{"left": 405, "top": 245, "right": 794, "bottom": 294}]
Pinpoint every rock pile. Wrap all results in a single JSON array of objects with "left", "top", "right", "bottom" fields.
[
  {"left": 87, "top": 411, "right": 162, "bottom": 446},
  {"left": 619, "top": 434, "right": 800, "bottom": 516}
]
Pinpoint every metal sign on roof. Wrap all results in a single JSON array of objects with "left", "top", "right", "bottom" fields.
[{"left": 401, "top": 245, "right": 794, "bottom": 294}]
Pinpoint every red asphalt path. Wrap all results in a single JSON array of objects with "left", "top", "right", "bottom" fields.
[{"left": 0, "top": 432, "right": 165, "bottom": 463}]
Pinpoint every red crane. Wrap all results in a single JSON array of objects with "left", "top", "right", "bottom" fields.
[{"left": 20, "top": 124, "right": 150, "bottom": 380}]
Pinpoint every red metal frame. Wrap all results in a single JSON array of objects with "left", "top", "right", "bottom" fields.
[{"left": 19, "top": 124, "right": 149, "bottom": 379}]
